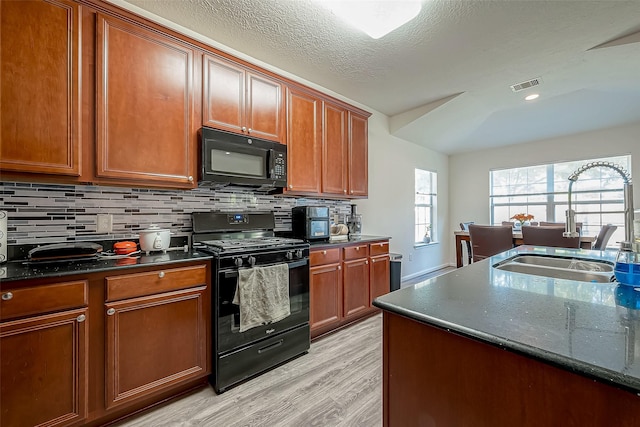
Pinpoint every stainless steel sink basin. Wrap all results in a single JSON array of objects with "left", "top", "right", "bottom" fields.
[{"left": 494, "top": 255, "right": 614, "bottom": 283}]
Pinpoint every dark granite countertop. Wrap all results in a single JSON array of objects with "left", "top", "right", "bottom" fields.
[
  {"left": 0, "top": 250, "right": 213, "bottom": 282},
  {"left": 308, "top": 235, "right": 391, "bottom": 249},
  {"left": 373, "top": 245, "right": 640, "bottom": 394}
]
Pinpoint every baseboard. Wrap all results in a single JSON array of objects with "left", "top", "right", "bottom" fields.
[{"left": 402, "top": 262, "right": 452, "bottom": 282}]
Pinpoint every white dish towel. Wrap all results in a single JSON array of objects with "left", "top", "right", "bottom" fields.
[{"left": 232, "top": 263, "right": 291, "bottom": 332}]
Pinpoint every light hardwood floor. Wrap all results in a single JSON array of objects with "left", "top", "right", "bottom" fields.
[
  {"left": 114, "top": 314, "right": 384, "bottom": 427},
  {"left": 114, "top": 268, "right": 453, "bottom": 427}
]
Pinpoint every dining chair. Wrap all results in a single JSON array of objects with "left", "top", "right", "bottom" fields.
[
  {"left": 521, "top": 225, "right": 580, "bottom": 248},
  {"left": 459, "top": 221, "right": 474, "bottom": 265},
  {"left": 468, "top": 225, "right": 514, "bottom": 262},
  {"left": 591, "top": 224, "right": 618, "bottom": 250}
]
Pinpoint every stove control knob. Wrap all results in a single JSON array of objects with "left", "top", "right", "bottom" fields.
[
  {"left": 248, "top": 256, "right": 256, "bottom": 266},
  {"left": 235, "top": 258, "right": 243, "bottom": 267},
  {"left": 295, "top": 249, "right": 304, "bottom": 259},
  {"left": 286, "top": 251, "right": 294, "bottom": 260}
]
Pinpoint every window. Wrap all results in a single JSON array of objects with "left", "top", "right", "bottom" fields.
[
  {"left": 415, "top": 169, "right": 437, "bottom": 244},
  {"left": 490, "top": 155, "right": 631, "bottom": 247}
]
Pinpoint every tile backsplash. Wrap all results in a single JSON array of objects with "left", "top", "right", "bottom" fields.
[{"left": 1, "top": 182, "right": 353, "bottom": 245}]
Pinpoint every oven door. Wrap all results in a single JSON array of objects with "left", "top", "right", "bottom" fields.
[{"left": 216, "top": 258, "right": 309, "bottom": 354}]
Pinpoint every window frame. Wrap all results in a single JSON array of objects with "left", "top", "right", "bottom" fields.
[{"left": 415, "top": 168, "right": 438, "bottom": 246}]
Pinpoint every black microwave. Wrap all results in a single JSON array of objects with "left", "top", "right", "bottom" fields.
[{"left": 199, "top": 127, "right": 287, "bottom": 192}]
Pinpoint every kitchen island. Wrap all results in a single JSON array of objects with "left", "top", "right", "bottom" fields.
[{"left": 373, "top": 245, "right": 640, "bottom": 426}]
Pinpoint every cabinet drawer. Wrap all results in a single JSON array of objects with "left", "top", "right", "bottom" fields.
[
  {"left": 106, "top": 264, "right": 207, "bottom": 301},
  {"left": 370, "top": 241, "right": 389, "bottom": 256},
  {"left": 0, "top": 280, "right": 88, "bottom": 321},
  {"left": 343, "top": 244, "right": 369, "bottom": 260},
  {"left": 310, "top": 248, "right": 341, "bottom": 266}
]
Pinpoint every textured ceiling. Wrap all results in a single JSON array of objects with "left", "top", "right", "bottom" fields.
[{"left": 118, "top": 0, "right": 640, "bottom": 154}]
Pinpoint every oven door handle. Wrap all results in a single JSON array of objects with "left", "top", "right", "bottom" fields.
[{"left": 223, "top": 259, "right": 308, "bottom": 278}]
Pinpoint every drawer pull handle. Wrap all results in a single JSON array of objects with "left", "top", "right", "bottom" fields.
[
  {"left": 2, "top": 292, "right": 13, "bottom": 301},
  {"left": 158, "top": 271, "right": 165, "bottom": 278},
  {"left": 77, "top": 314, "right": 86, "bottom": 323},
  {"left": 107, "top": 308, "right": 116, "bottom": 316},
  {"left": 323, "top": 250, "right": 327, "bottom": 255}
]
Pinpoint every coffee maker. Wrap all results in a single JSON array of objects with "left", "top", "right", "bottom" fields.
[{"left": 347, "top": 204, "right": 362, "bottom": 236}]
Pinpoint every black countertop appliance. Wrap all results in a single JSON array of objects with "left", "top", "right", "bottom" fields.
[{"left": 292, "top": 206, "right": 330, "bottom": 241}]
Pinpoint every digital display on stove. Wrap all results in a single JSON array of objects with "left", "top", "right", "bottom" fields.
[{"left": 228, "top": 214, "right": 248, "bottom": 224}]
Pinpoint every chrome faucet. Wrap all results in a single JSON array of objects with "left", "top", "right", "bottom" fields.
[{"left": 564, "top": 161, "right": 636, "bottom": 252}]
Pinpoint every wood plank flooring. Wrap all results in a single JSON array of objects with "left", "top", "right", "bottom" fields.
[{"left": 113, "top": 314, "right": 383, "bottom": 427}]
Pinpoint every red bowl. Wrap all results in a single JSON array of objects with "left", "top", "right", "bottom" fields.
[{"left": 113, "top": 241, "right": 137, "bottom": 255}]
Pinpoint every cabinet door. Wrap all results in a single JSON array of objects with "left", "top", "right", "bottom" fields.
[
  {"left": 1, "top": 308, "right": 88, "bottom": 427},
  {"left": 348, "top": 111, "right": 368, "bottom": 197},
  {"left": 370, "top": 254, "right": 390, "bottom": 303},
  {"left": 246, "top": 72, "right": 284, "bottom": 142},
  {"left": 309, "top": 263, "right": 342, "bottom": 334},
  {"left": 104, "top": 286, "right": 208, "bottom": 409},
  {"left": 286, "top": 87, "right": 322, "bottom": 193},
  {"left": 1, "top": 0, "right": 81, "bottom": 176},
  {"left": 96, "top": 14, "right": 196, "bottom": 187},
  {"left": 203, "top": 54, "right": 245, "bottom": 134},
  {"left": 342, "top": 258, "right": 370, "bottom": 320},
  {"left": 322, "top": 102, "right": 348, "bottom": 196}
]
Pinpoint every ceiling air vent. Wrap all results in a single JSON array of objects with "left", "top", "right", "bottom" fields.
[{"left": 510, "top": 78, "right": 542, "bottom": 92}]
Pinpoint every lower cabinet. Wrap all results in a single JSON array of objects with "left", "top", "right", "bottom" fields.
[
  {"left": 105, "top": 286, "right": 208, "bottom": 409},
  {"left": 310, "top": 240, "right": 389, "bottom": 339},
  {"left": 0, "top": 260, "right": 211, "bottom": 427},
  {"left": 0, "top": 281, "right": 89, "bottom": 427}
]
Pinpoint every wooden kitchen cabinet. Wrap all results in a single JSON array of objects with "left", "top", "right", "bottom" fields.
[
  {"left": 286, "top": 86, "right": 322, "bottom": 193},
  {"left": 322, "top": 101, "right": 348, "bottom": 196},
  {"left": 104, "top": 265, "right": 208, "bottom": 409},
  {"left": 0, "top": 281, "right": 89, "bottom": 427},
  {"left": 96, "top": 14, "right": 197, "bottom": 187},
  {"left": 309, "top": 261, "right": 342, "bottom": 332},
  {"left": 1, "top": 0, "right": 82, "bottom": 177},
  {"left": 310, "top": 240, "right": 388, "bottom": 339},
  {"left": 203, "top": 54, "right": 285, "bottom": 143},
  {"left": 348, "top": 111, "right": 369, "bottom": 197}
]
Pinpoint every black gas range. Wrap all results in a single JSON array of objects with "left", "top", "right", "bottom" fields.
[{"left": 192, "top": 212, "right": 310, "bottom": 393}]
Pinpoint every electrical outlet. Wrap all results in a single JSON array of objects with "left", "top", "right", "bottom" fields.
[{"left": 97, "top": 214, "right": 113, "bottom": 233}]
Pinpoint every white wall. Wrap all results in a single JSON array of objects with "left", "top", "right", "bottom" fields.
[
  {"left": 449, "top": 121, "right": 640, "bottom": 264},
  {"left": 114, "top": 0, "right": 447, "bottom": 281},
  {"left": 357, "top": 115, "right": 450, "bottom": 281}
]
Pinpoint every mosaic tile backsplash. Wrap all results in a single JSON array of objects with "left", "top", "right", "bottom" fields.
[{"left": 0, "top": 182, "right": 354, "bottom": 245}]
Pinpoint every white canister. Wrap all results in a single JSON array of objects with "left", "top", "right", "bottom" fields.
[{"left": 138, "top": 225, "right": 171, "bottom": 253}]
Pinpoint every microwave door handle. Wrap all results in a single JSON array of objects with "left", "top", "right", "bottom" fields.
[{"left": 268, "top": 148, "right": 275, "bottom": 179}]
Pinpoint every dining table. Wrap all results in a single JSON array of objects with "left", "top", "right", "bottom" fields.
[{"left": 454, "top": 230, "right": 596, "bottom": 268}]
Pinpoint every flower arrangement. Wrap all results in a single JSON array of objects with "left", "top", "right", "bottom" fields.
[{"left": 510, "top": 213, "right": 534, "bottom": 224}]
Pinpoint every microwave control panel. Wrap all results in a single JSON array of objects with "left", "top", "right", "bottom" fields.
[{"left": 271, "top": 152, "right": 286, "bottom": 180}]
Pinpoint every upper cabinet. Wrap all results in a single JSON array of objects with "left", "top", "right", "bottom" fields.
[
  {"left": 203, "top": 55, "right": 285, "bottom": 143},
  {"left": 348, "top": 111, "right": 369, "bottom": 197},
  {"left": 95, "top": 14, "right": 197, "bottom": 188},
  {"left": 322, "top": 102, "right": 348, "bottom": 196},
  {"left": 286, "top": 86, "right": 322, "bottom": 193},
  {"left": 1, "top": 0, "right": 81, "bottom": 177}
]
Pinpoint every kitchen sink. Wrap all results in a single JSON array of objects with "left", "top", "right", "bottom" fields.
[{"left": 494, "top": 255, "right": 614, "bottom": 283}]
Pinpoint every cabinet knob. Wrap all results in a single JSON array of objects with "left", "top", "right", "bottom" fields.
[
  {"left": 107, "top": 308, "right": 116, "bottom": 316},
  {"left": 338, "top": 265, "right": 341, "bottom": 270},
  {"left": 188, "top": 176, "right": 194, "bottom": 182},
  {"left": 350, "top": 190, "right": 354, "bottom": 194},
  {"left": 289, "top": 184, "right": 293, "bottom": 189},
  {"left": 356, "top": 247, "right": 360, "bottom": 251},
  {"left": 242, "top": 126, "right": 247, "bottom": 132},
  {"left": 322, "top": 250, "right": 327, "bottom": 255},
  {"left": 1, "top": 292, "right": 13, "bottom": 301},
  {"left": 365, "top": 260, "right": 369, "bottom": 265},
  {"left": 158, "top": 271, "right": 165, "bottom": 278},
  {"left": 371, "top": 258, "right": 376, "bottom": 263},
  {"left": 247, "top": 128, "right": 252, "bottom": 134},
  {"left": 77, "top": 314, "right": 86, "bottom": 323},
  {"left": 343, "top": 189, "right": 346, "bottom": 193}
]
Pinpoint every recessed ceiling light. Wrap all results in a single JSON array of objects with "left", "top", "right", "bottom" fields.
[
  {"left": 315, "top": 0, "right": 422, "bottom": 39},
  {"left": 525, "top": 94, "right": 540, "bottom": 101}
]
